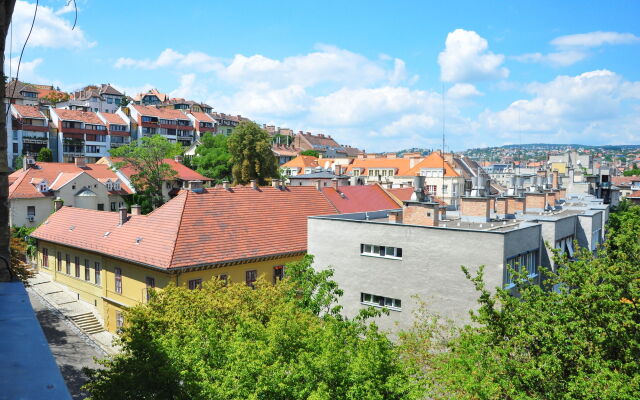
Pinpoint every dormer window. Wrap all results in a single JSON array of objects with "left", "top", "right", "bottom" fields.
[
  {"left": 38, "top": 182, "right": 48, "bottom": 192},
  {"left": 114, "top": 181, "right": 121, "bottom": 191},
  {"left": 106, "top": 181, "right": 113, "bottom": 191}
]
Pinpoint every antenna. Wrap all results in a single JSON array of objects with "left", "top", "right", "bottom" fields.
[
  {"left": 442, "top": 83, "right": 446, "bottom": 202},
  {"left": 518, "top": 109, "right": 522, "bottom": 175}
]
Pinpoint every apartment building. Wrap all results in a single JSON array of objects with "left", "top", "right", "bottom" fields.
[
  {"left": 97, "top": 111, "right": 132, "bottom": 150},
  {"left": 8, "top": 156, "right": 132, "bottom": 227},
  {"left": 186, "top": 111, "right": 217, "bottom": 138},
  {"left": 7, "top": 104, "right": 51, "bottom": 167},
  {"left": 307, "top": 177, "right": 607, "bottom": 333},
  {"left": 49, "top": 108, "right": 111, "bottom": 163},
  {"left": 127, "top": 104, "right": 195, "bottom": 146},
  {"left": 293, "top": 131, "right": 360, "bottom": 158},
  {"left": 281, "top": 155, "right": 320, "bottom": 176},
  {"left": 132, "top": 89, "right": 169, "bottom": 106},
  {"left": 4, "top": 79, "right": 40, "bottom": 106},
  {"left": 211, "top": 112, "right": 247, "bottom": 135},
  {"left": 157, "top": 98, "right": 213, "bottom": 114},
  {"left": 58, "top": 84, "right": 124, "bottom": 114}
]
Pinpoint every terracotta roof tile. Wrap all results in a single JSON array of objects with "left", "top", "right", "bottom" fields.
[
  {"left": 130, "top": 104, "right": 191, "bottom": 121},
  {"left": 321, "top": 184, "right": 401, "bottom": 213},
  {"left": 344, "top": 158, "right": 413, "bottom": 176},
  {"left": 108, "top": 157, "right": 212, "bottom": 182},
  {"left": 54, "top": 109, "right": 105, "bottom": 125},
  {"left": 282, "top": 155, "right": 319, "bottom": 170},
  {"left": 12, "top": 104, "right": 46, "bottom": 119},
  {"left": 99, "top": 112, "right": 126, "bottom": 125},
  {"left": 406, "top": 152, "right": 459, "bottom": 177},
  {"left": 189, "top": 111, "right": 216, "bottom": 123}
]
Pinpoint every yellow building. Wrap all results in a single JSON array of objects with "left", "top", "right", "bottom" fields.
[{"left": 33, "top": 186, "right": 338, "bottom": 333}]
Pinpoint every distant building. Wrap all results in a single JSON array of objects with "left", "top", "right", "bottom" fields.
[
  {"left": 127, "top": 104, "right": 196, "bottom": 146},
  {"left": 7, "top": 104, "right": 50, "bottom": 167},
  {"left": 59, "top": 84, "right": 124, "bottom": 114}
]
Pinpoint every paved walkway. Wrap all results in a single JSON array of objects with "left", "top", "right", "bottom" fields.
[
  {"left": 27, "top": 273, "right": 119, "bottom": 355},
  {"left": 28, "top": 289, "right": 103, "bottom": 400}
]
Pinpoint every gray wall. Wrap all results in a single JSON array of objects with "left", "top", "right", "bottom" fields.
[{"left": 308, "top": 218, "right": 541, "bottom": 333}]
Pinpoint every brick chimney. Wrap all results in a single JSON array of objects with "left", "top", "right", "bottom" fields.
[
  {"left": 118, "top": 206, "right": 128, "bottom": 225},
  {"left": 131, "top": 204, "right": 142, "bottom": 216},
  {"left": 334, "top": 164, "right": 342, "bottom": 175},
  {"left": 524, "top": 192, "right": 547, "bottom": 211},
  {"left": 315, "top": 180, "right": 322, "bottom": 191},
  {"left": 272, "top": 179, "right": 279, "bottom": 188},
  {"left": 388, "top": 210, "right": 403, "bottom": 224},
  {"left": 222, "top": 180, "right": 230, "bottom": 190},
  {"left": 250, "top": 180, "right": 258, "bottom": 190},
  {"left": 23, "top": 154, "right": 36, "bottom": 170},
  {"left": 402, "top": 201, "right": 439, "bottom": 226},
  {"left": 552, "top": 170, "right": 559, "bottom": 189},
  {"left": 332, "top": 178, "right": 339, "bottom": 191},
  {"left": 54, "top": 197, "right": 63, "bottom": 212},
  {"left": 459, "top": 196, "right": 490, "bottom": 222},
  {"left": 496, "top": 197, "right": 509, "bottom": 217},
  {"left": 74, "top": 157, "right": 86, "bottom": 168}
]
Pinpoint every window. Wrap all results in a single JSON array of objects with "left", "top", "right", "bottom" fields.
[
  {"left": 65, "top": 254, "right": 71, "bottom": 274},
  {"left": 115, "top": 311, "right": 124, "bottom": 330},
  {"left": 360, "top": 292, "right": 402, "bottom": 311},
  {"left": 73, "top": 256, "right": 80, "bottom": 278},
  {"left": 425, "top": 185, "right": 437, "bottom": 194},
  {"left": 360, "top": 243, "right": 402, "bottom": 259},
  {"left": 27, "top": 206, "right": 35, "bottom": 217},
  {"left": 217, "top": 274, "right": 228, "bottom": 285},
  {"left": 114, "top": 267, "right": 122, "bottom": 294},
  {"left": 95, "top": 262, "right": 101, "bottom": 286},
  {"left": 442, "top": 185, "right": 448, "bottom": 194},
  {"left": 273, "top": 265, "right": 285, "bottom": 284},
  {"left": 145, "top": 277, "right": 155, "bottom": 301},
  {"left": 57, "top": 252, "right": 62, "bottom": 272},
  {"left": 110, "top": 202, "right": 116, "bottom": 211},
  {"left": 42, "top": 248, "right": 48, "bottom": 268},
  {"left": 245, "top": 270, "right": 257, "bottom": 288},
  {"left": 188, "top": 279, "right": 202, "bottom": 290},
  {"left": 84, "top": 259, "right": 90, "bottom": 281},
  {"left": 107, "top": 97, "right": 113, "bottom": 104},
  {"left": 505, "top": 250, "right": 538, "bottom": 287},
  {"left": 592, "top": 229, "right": 601, "bottom": 250},
  {"left": 555, "top": 235, "right": 575, "bottom": 258},
  {"left": 97, "top": 203, "right": 104, "bottom": 211}
]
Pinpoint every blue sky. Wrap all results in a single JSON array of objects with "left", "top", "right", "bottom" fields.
[{"left": 7, "top": 0, "right": 640, "bottom": 151}]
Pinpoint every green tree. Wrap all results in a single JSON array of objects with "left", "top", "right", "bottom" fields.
[
  {"left": 36, "top": 147, "right": 53, "bottom": 162},
  {"left": 227, "top": 121, "right": 278, "bottom": 185},
  {"left": 190, "top": 133, "right": 232, "bottom": 183},
  {"left": 14, "top": 155, "right": 22, "bottom": 170},
  {"left": 300, "top": 149, "right": 320, "bottom": 158},
  {"left": 402, "top": 205, "right": 640, "bottom": 399},
  {"left": 623, "top": 168, "right": 640, "bottom": 176},
  {"left": 110, "top": 135, "right": 183, "bottom": 209},
  {"left": 119, "top": 96, "right": 130, "bottom": 108},
  {"left": 83, "top": 257, "right": 423, "bottom": 400}
]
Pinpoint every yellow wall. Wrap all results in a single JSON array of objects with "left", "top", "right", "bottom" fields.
[
  {"left": 37, "top": 242, "right": 303, "bottom": 333},
  {"left": 551, "top": 162, "right": 567, "bottom": 174}
]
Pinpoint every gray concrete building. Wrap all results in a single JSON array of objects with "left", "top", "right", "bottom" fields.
[{"left": 307, "top": 179, "right": 608, "bottom": 334}]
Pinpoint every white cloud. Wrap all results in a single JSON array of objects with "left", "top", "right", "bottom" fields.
[
  {"left": 551, "top": 31, "right": 640, "bottom": 48},
  {"left": 480, "top": 70, "right": 640, "bottom": 143},
  {"left": 9, "top": 0, "right": 95, "bottom": 49},
  {"left": 216, "top": 83, "right": 310, "bottom": 118},
  {"left": 115, "top": 49, "right": 220, "bottom": 72},
  {"left": 515, "top": 31, "right": 640, "bottom": 68},
  {"left": 380, "top": 114, "right": 437, "bottom": 137},
  {"left": 438, "top": 29, "right": 508, "bottom": 82},
  {"left": 4, "top": 56, "right": 43, "bottom": 83},
  {"left": 447, "top": 83, "right": 482, "bottom": 99}
]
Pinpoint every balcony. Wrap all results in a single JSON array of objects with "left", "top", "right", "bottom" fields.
[
  {"left": 60, "top": 127, "right": 100, "bottom": 135},
  {"left": 0, "top": 281, "right": 71, "bottom": 399},
  {"left": 13, "top": 122, "right": 49, "bottom": 132}
]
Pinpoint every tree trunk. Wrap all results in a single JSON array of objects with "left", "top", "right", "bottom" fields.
[{"left": 0, "top": 0, "right": 17, "bottom": 281}]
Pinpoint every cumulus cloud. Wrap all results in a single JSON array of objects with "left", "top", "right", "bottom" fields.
[
  {"left": 447, "top": 83, "right": 482, "bottom": 99},
  {"left": 438, "top": 29, "right": 509, "bottom": 83},
  {"left": 4, "top": 56, "right": 43, "bottom": 83},
  {"left": 10, "top": 0, "right": 95, "bottom": 49},
  {"left": 480, "top": 70, "right": 640, "bottom": 143},
  {"left": 515, "top": 31, "right": 640, "bottom": 68},
  {"left": 115, "top": 49, "right": 220, "bottom": 72}
]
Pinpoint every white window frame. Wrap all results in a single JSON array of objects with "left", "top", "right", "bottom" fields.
[
  {"left": 360, "top": 292, "right": 402, "bottom": 311},
  {"left": 360, "top": 243, "right": 402, "bottom": 260}
]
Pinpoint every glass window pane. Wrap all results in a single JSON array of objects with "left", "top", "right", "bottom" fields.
[
  {"left": 385, "top": 247, "right": 394, "bottom": 256},
  {"left": 394, "top": 299, "right": 402, "bottom": 308},
  {"left": 385, "top": 297, "right": 393, "bottom": 306},
  {"left": 396, "top": 248, "right": 402, "bottom": 258},
  {"left": 373, "top": 246, "right": 379, "bottom": 254},
  {"left": 364, "top": 244, "right": 371, "bottom": 253},
  {"left": 364, "top": 293, "right": 371, "bottom": 302},
  {"left": 379, "top": 246, "right": 385, "bottom": 256}
]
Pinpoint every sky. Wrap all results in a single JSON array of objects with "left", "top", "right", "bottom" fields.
[{"left": 6, "top": 0, "right": 640, "bottom": 152}]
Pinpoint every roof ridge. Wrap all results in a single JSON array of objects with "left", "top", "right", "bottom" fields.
[
  {"left": 318, "top": 186, "right": 340, "bottom": 214},
  {"left": 373, "top": 183, "right": 403, "bottom": 207},
  {"left": 8, "top": 170, "right": 29, "bottom": 198}
]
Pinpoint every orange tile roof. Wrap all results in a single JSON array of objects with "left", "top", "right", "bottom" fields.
[
  {"left": 188, "top": 111, "right": 216, "bottom": 123},
  {"left": 54, "top": 109, "right": 104, "bottom": 125},
  {"left": 107, "top": 157, "right": 213, "bottom": 182},
  {"left": 99, "top": 112, "right": 126, "bottom": 125},
  {"left": 33, "top": 186, "right": 339, "bottom": 269},
  {"left": 612, "top": 176, "right": 640, "bottom": 186},
  {"left": 130, "top": 104, "right": 191, "bottom": 121},
  {"left": 12, "top": 104, "right": 46, "bottom": 119},
  {"left": 628, "top": 190, "right": 640, "bottom": 198},
  {"left": 406, "top": 152, "right": 459, "bottom": 177},
  {"left": 282, "top": 155, "right": 319, "bottom": 170},
  {"left": 386, "top": 187, "right": 447, "bottom": 206},
  {"left": 344, "top": 158, "right": 413, "bottom": 176},
  {"left": 321, "top": 184, "right": 401, "bottom": 213},
  {"left": 8, "top": 162, "right": 133, "bottom": 199}
]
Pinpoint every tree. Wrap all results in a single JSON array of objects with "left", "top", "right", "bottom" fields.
[
  {"left": 119, "top": 96, "right": 130, "bottom": 108},
  {"left": 227, "top": 121, "right": 278, "bottom": 185},
  {"left": 40, "top": 91, "right": 69, "bottom": 105},
  {"left": 110, "top": 135, "right": 183, "bottom": 209},
  {"left": 300, "top": 149, "right": 320, "bottom": 158},
  {"left": 402, "top": 205, "right": 640, "bottom": 399},
  {"left": 623, "top": 168, "right": 640, "bottom": 177},
  {"left": 83, "top": 257, "right": 423, "bottom": 399},
  {"left": 36, "top": 147, "right": 53, "bottom": 162},
  {"left": 190, "top": 133, "right": 232, "bottom": 183}
]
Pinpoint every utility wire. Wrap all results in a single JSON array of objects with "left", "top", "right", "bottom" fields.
[{"left": 9, "top": 0, "right": 39, "bottom": 105}]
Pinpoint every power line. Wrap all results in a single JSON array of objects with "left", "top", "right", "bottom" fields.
[{"left": 9, "top": 0, "right": 39, "bottom": 106}]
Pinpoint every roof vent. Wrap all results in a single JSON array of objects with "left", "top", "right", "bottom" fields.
[
  {"left": 103, "top": 231, "right": 111, "bottom": 237},
  {"left": 69, "top": 225, "right": 75, "bottom": 231},
  {"left": 135, "top": 237, "right": 143, "bottom": 244}
]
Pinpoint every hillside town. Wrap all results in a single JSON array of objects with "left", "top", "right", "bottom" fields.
[{"left": 2, "top": 1, "right": 640, "bottom": 399}]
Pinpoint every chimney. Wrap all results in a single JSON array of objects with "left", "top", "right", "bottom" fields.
[
  {"left": 552, "top": 170, "right": 559, "bottom": 189},
  {"left": 443, "top": 152, "right": 454, "bottom": 165},
  {"left": 334, "top": 164, "right": 342, "bottom": 175},
  {"left": 174, "top": 155, "right": 183, "bottom": 163},
  {"left": 54, "top": 197, "right": 63, "bottom": 212},
  {"left": 250, "top": 180, "right": 258, "bottom": 190},
  {"left": 315, "top": 180, "right": 322, "bottom": 191},
  {"left": 74, "top": 157, "right": 86, "bottom": 168},
  {"left": 385, "top": 181, "right": 393, "bottom": 189},
  {"left": 119, "top": 206, "right": 128, "bottom": 225},
  {"left": 222, "top": 180, "right": 230, "bottom": 190},
  {"left": 272, "top": 179, "right": 279, "bottom": 188},
  {"left": 23, "top": 154, "right": 35, "bottom": 171},
  {"left": 332, "top": 177, "right": 339, "bottom": 191},
  {"left": 409, "top": 156, "right": 422, "bottom": 169},
  {"left": 386, "top": 153, "right": 397, "bottom": 159},
  {"left": 459, "top": 196, "right": 490, "bottom": 222},
  {"left": 388, "top": 210, "right": 403, "bottom": 224},
  {"left": 131, "top": 204, "right": 142, "bottom": 216},
  {"left": 402, "top": 201, "right": 439, "bottom": 227}
]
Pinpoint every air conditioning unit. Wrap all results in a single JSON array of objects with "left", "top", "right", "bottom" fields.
[
  {"left": 26, "top": 158, "right": 35, "bottom": 165},
  {"left": 27, "top": 216, "right": 35, "bottom": 222}
]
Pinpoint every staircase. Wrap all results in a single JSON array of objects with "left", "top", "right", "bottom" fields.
[{"left": 69, "top": 312, "right": 104, "bottom": 335}]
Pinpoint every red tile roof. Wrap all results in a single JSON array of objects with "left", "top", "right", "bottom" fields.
[
  {"left": 282, "top": 155, "right": 319, "bottom": 170},
  {"left": 99, "top": 112, "right": 126, "bottom": 125},
  {"left": 130, "top": 104, "right": 191, "bottom": 121},
  {"left": 53, "top": 109, "right": 104, "bottom": 125},
  {"left": 406, "top": 152, "right": 459, "bottom": 177},
  {"left": 627, "top": 190, "right": 640, "bottom": 198},
  {"left": 386, "top": 187, "right": 415, "bottom": 202},
  {"left": 8, "top": 162, "right": 133, "bottom": 199},
  {"left": 12, "top": 104, "right": 46, "bottom": 119},
  {"left": 188, "top": 111, "right": 216, "bottom": 123},
  {"left": 344, "top": 158, "right": 413, "bottom": 176},
  {"left": 33, "top": 187, "right": 339, "bottom": 269},
  {"left": 321, "top": 184, "right": 401, "bottom": 213},
  {"left": 612, "top": 175, "right": 640, "bottom": 187},
  {"left": 107, "top": 157, "right": 212, "bottom": 182}
]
